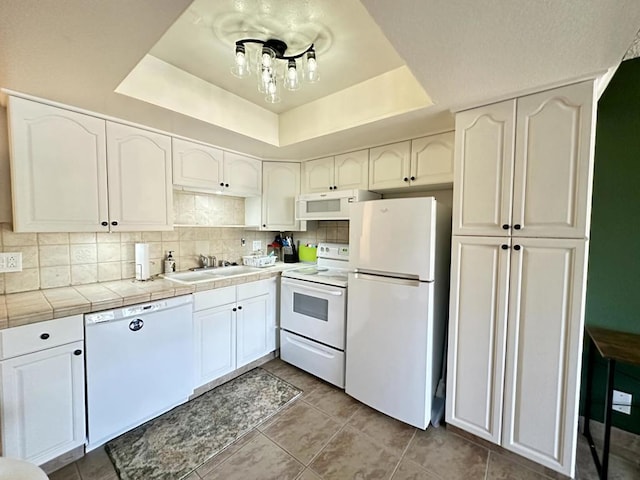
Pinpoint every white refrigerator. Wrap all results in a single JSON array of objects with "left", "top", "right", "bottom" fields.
[{"left": 346, "top": 197, "right": 451, "bottom": 429}]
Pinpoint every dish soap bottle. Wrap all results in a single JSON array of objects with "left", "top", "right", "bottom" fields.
[{"left": 164, "top": 250, "right": 176, "bottom": 273}]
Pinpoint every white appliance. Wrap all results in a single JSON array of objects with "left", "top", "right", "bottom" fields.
[
  {"left": 295, "top": 189, "right": 380, "bottom": 220},
  {"left": 280, "top": 243, "right": 350, "bottom": 387},
  {"left": 84, "top": 295, "right": 193, "bottom": 450},
  {"left": 346, "top": 197, "right": 451, "bottom": 429}
]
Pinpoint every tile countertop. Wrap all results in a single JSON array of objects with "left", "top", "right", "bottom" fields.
[{"left": 0, "top": 263, "right": 306, "bottom": 330}]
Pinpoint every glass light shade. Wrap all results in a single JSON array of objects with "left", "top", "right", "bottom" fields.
[
  {"left": 261, "top": 46, "right": 275, "bottom": 68},
  {"left": 258, "top": 66, "right": 274, "bottom": 93},
  {"left": 305, "top": 50, "right": 319, "bottom": 83},
  {"left": 284, "top": 59, "right": 300, "bottom": 91},
  {"left": 231, "top": 45, "right": 251, "bottom": 78}
]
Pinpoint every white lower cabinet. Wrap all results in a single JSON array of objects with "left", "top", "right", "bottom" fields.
[
  {"left": 193, "top": 278, "right": 277, "bottom": 388},
  {"left": 447, "top": 236, "right": 587, "bottom": 477},
  {"left": 0, "top": 315, "right": 85, "bottom": 466}
]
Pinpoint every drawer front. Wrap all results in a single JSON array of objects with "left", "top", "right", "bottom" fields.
[
  {"left": 194, "top": 286, "right": 236, "bottom": 311},
  {"left": 237, "top": 278, "right": 275, "bottom": 301},
  {"left": 0, "top": 314, "right": 84, "bottom": 360},
  {"left": 280, "top": 330, "right": 345, "bottom": 388}
]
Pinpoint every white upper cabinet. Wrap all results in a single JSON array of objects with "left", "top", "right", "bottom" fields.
[
  {"left": 369, "top": 134, "right": 454, "bottom": 191},
  {"left": 106, "top": 122, "right": 173, "bottom": 231},
  {"left": 246, "top": 162, "right": 303, "bottom": 231},
  {"left": 512, "top": 82, "right": 595, "bottom": 239},
  {"left": 302, "top": 151, "right": 369, "bottom": 193},
  {"left": 453, "top": 81, "right": 595, "bottom": 238},
  {"left": 8, "top": 96, "right": 110, "bottom": 232},
  {"left": 223, "top": 151, "right": 262, "bottom": 197},
  {"left": 172, "top": 139, "right": 260, "bottom": 197},
  {"left": 368, "top": 141, "right": 411, "bottom": 190},
  {"left": 302, "top": 156, "right": 335, "bottom": 193},
  {"left": 453, "top": 100, "right": 516, "bottom": 237},
  {"left": 172, "top": 138, "right": 223, "bottom": 191},
  {"left": 410, "top": 131, "right": 455, "bottom": 188},
  {"left": 334, "top": 150, "right": 369, "bottom": 191},
  {"left": 8, "top": 97, "right": 173, "bottom": 232}
]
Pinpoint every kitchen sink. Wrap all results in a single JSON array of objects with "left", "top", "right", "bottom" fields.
[{"left": 162, "top": 265, "right": 264, "bottom": 284}]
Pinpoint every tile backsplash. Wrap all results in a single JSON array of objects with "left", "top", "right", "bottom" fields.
[{"left": 0, "top": 220, "right": 348, "bottom": 295}]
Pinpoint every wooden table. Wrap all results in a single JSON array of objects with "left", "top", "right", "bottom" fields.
[{"left": 583, "top": 326, "right": 640, "bottom": 480}]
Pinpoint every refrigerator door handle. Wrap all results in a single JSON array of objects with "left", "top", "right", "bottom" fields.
[{"left": 353, "top": 272, "right": 423, "bottom": 287}]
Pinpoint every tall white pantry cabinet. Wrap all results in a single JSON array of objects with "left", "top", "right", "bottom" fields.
[{"left": 446, "top": 81, "right": 596, "bottom": 477}]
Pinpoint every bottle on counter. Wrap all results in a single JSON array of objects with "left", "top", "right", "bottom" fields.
[{"left": 164, "top": 250, "right": 176, "bottom": 273}]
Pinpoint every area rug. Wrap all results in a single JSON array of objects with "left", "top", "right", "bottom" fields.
[{"left": 105, "top": 367, "right": 302, "bottom": 480}]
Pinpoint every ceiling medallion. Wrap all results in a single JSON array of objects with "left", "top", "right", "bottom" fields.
[{"left": 231, "top": 38, "right": 319, "bottom": 104}]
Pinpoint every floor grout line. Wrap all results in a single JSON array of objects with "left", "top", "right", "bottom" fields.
[{"left": 387, "top": 428, "right": 417, "bottom": 479}]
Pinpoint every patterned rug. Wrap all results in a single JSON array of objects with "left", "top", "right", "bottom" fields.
[{"left": 105, "top": 368, "right": 302, "bottom": 480}]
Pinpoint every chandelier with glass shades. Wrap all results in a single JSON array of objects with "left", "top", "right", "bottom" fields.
[{"left": 231, "top": 38, "right": 319, "bottom": 104}]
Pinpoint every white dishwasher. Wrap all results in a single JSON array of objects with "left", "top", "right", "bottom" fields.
[{"left": 84, "top": 295, "right": 193, "bottom": 450}]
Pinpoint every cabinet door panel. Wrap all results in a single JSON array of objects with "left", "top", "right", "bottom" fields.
[
  {"left": 303, "top": 157, "right": 334, "bottom": 193},
  {"left": 194, "top": 305, "right": 236, "bottom": 387},
  {"left": 8, "top": 97, "right": 108, "bottom": 232},
  {"left": 172, "top": 138, "right": 223, "bottom": 191},
  {"left": 334, "top": 150, "right": 368, "bottom": 190},
  {"left": 261, "top": 162, "right": 301, "bottom": 231},
  {"left": 223, "top": 152, "right": 262, "bottom": 197},
  {"left": 502, "top": 238, "right": 587, "bottom": 477},
  {"left": 368, "top": 141, "right": 411, "bottom": 190},
  {"left": 411, "top": 132, "right": 454, "bottom": 187},
  {"left": 236, "top": 294, "right": 273, "bottom": 368},
  {"left": 446, "top": 236, "right": 510, "bottom": 444},
  {"left": 1, "top": 341, "right": 85, "bottom": 465},
  {"left": 513, "top": 82, "right": 595, "bottom": 239},
  {"left": 106, "top": 122, "right": 173, "bottom": 231},
  {"left": 453, "top": 100, "right": 516, "bottom": 236}
]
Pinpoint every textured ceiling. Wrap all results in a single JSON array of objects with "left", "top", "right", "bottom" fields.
[{"left": 1, "top": 1, "right": 639, "bottom": 160}]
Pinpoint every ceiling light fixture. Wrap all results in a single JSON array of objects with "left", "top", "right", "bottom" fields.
[{"left": 231, "top": 38, "right": 319, "bottom": 104}]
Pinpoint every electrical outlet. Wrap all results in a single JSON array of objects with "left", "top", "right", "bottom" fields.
[
  {"left": 241, "top": 238, "right": 246, "bottom": 247},
  {"left": 0, "top": 252, "right": 23, "bottom": 272},
  {"left": 612, "top": 390, "right": 632, "bottom": 414},
  {"left": 252, "top": 240, "right": 262, "bottom": 251}
]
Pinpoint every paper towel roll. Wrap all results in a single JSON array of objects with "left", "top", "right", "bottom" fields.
[{"left": 135, "top": 243, "right": 151, "bottom": 281}]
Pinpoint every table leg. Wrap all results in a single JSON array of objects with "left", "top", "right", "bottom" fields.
[
  {"left": 601, "top": 359, "right": 616, "bottom": 480},
  {"left": 584, "top": 336, "right": 603, "bottom": 477}
]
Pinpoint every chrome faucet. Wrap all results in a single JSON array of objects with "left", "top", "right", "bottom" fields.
[{"left": 199, "top": 254, "right": 217, "bottom": 269}]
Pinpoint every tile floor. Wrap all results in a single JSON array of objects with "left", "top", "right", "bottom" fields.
[{"left": 49, "top": 359, "right": 640, "bottom": 480}]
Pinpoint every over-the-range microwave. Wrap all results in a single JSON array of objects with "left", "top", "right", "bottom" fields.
[{"left": 295, "top": 189, "right": 381, "bottom": 221}]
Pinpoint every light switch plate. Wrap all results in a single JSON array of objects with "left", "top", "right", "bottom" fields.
[
  {"left": 0, "top": 252, "right": 23, "bottom": 272},
  {"left": 613, "top": 390, "right": 632, "bottom": 414}
]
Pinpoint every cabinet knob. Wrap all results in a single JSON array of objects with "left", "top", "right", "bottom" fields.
[
  {"left": 262, "top": 224, "right": 266, "bottom": 228},
  {"left": 73, "top": 349, "right": 82, "bottom": 356},
  {"left": 233, "top": 307, "right": 237, "bottom": 312},
  {"left": 501, "top": 244, "right": 509, "bottom": 250},
  {"left": 410, "top": 176, "right": 416, "bottom": 181},
  {"left": 329, "top": 186, "right": 334, "bottom": 190},
  {"left": 333, "top": 185, "right": 337, "bottom": 190},
  {"left": 514, "top": 245, "right": 521, "bottom": 251},
  {"left": 225, "top": 183, "right": 229, "bottom": 188},
  {"left": 40, "top": 333, "right": 50, "bottom": 340},
  {"left": 502, "top": 224, "right": 510, "bottom": 230},
  {"left": 513, "top": 224, "right": 521, "bottom": 230},
  {"left": 101, "top": 221, "right": 108, "bottom": 226},
  {"left": 403, "top": 177, "right": 409, "bottom": 182},
  {"left": 111, "top": 221, "right": 118, "bottom": 226},
  {"left": 220, "top": 182, "right": 224, "bottom": 187},
  {"left": 237, "top": 305, "right": 243, "bottom": 310}
]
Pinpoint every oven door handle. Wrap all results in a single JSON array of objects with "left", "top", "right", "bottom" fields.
[
  {"left": 281, "top": 278, "right": 344, "bottom": 296},
  {"left": 284, "top": 334, "right": 336, "bottom": 358}
]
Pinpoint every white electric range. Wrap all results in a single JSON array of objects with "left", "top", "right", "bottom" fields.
[{"left": 280, "top": 243, "right": 350, "bottom": 388}]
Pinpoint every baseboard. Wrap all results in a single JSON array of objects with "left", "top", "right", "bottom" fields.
[
  {"left": 191, "top": 351, "right": 277, "bottom": 399},
  {"left": 39, "top": 445, "right": 85, "bottom": 475}
]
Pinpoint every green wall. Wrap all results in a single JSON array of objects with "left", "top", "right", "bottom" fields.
[{"left": 581, "top": 57, "right": 640, "bottom": 434}]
